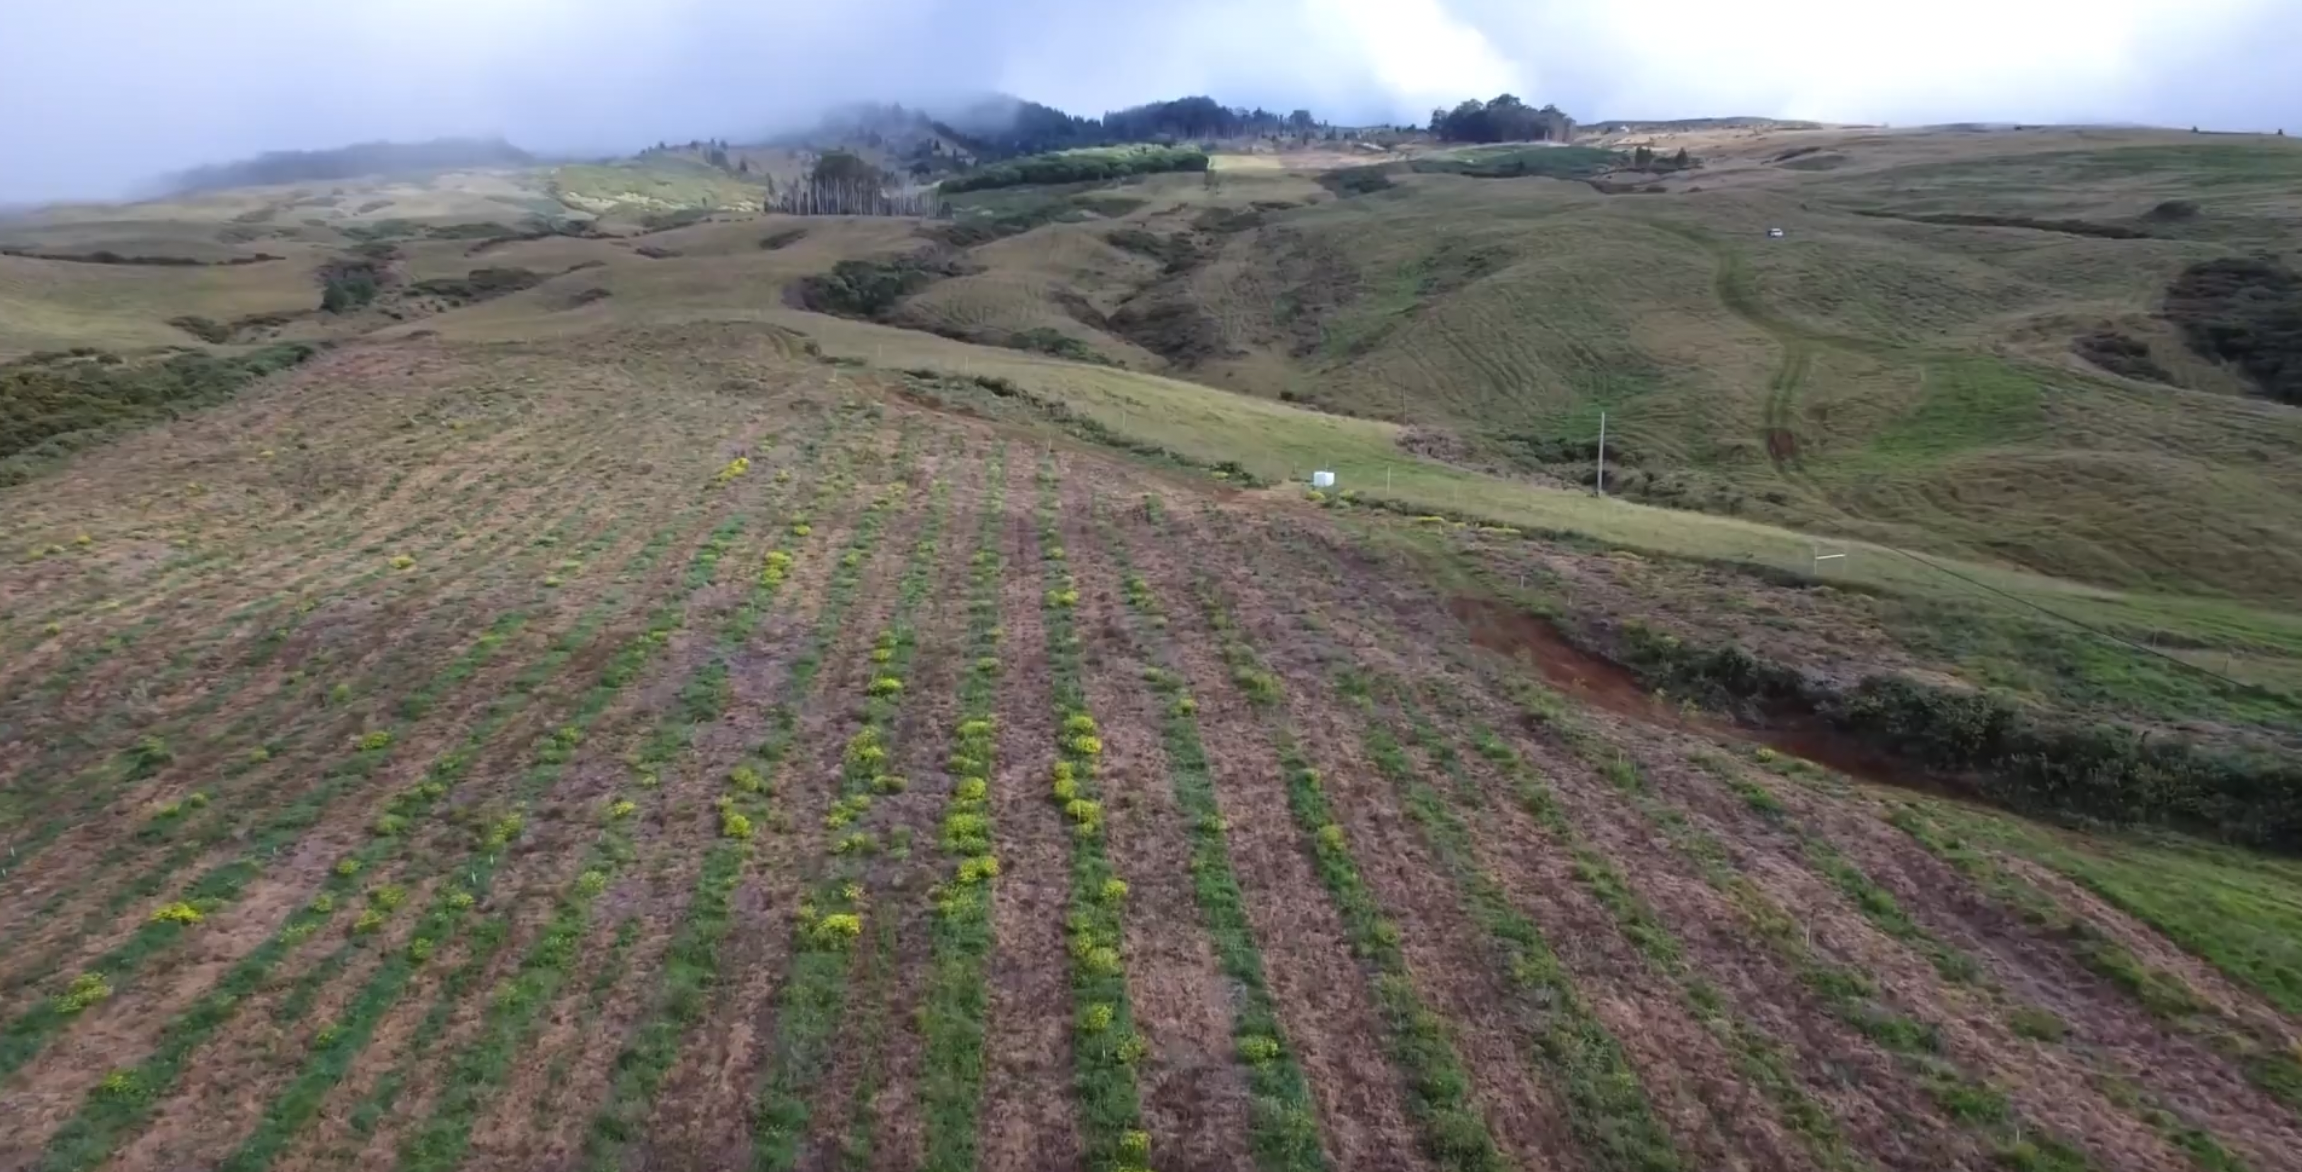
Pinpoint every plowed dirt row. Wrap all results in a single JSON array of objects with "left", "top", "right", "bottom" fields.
[
  {"left": 1110, "top": 503, "right": 1436, "bottom": 1172},
  {"left": 977, "top": 453, "right": 1084, "bottom": 1172},
  {"left": 1065, "top": 479, "right": 1257, "bottom": 1172}
]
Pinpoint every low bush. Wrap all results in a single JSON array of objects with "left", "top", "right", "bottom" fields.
[
  {"left": 2072, "top": 329, "right": 2173, "bottom": 383},
  {"left": 166, "top": 315, "right": 231, "bottom": 344},
  {"left": 2164, "top": 256, "right": 2302, "bottom": 404},
  {"left": 408, "top": 266, "right": 544, "bottom": 304},
  {"left": 1610, "top": 620, "right": 2302, "bottom": 852},
  {"left": 795, "top": 255, "right": 967, "bottom": 319},
  {"left": 939, "top": 146, "right": 1208, "bottom": 194},
  {"left": 1317, "top": 165, "right": 1398, "bottom": 196},
  {"left": 0, "top": 344, "right": 315, "bottom": 481},
  {"left": 319, "top": 259, "right": 382, "bottom": 312}
]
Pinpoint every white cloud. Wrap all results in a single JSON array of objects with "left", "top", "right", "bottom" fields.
[
  {"left": 1311, "top": 0, "right": 1524, "bottom": 109},
  {"left": 2, "top": 0, "right": 2296, "bottom": 202}
]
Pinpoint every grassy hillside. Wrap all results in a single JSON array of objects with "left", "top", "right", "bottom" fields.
[
  {"left": 6, "top": 120, "right": 2302, "bottom": 1172},
  {"left": 2, "top": 322, "right": 2301, "bottom": 1172},
  {"left": 1057, "top": 133, "right": 2302, "bottom": 605}
]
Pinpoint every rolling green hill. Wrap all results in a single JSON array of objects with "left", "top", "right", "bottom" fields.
[{"left": 8, "top": 120, "right": 2302, "bottom": 1172}]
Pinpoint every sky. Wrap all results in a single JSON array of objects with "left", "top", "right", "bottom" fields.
[{"left": 2, "top": 0, "right": 2296, "bottom": 202}]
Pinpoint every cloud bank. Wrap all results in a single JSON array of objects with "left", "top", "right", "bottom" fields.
[{"left": 2, "top": 0, "right": 2295, "bottom": 201}]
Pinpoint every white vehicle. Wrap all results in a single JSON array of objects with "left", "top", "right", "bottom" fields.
[{"left": 1766, "top": 227, "right": 1787, "bottom": 239}]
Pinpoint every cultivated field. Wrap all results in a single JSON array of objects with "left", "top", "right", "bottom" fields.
[{"left": 2, "top": 122, "right": 2300, "bottom": 1172}]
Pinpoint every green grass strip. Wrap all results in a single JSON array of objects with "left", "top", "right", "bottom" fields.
[
  {"left": 31, "top": 514, "right": 711, "bottom": 1172},
  {"left": 1096, "top": 505, "right": 1327, "bottom": 1172},
  {"left": 0, "top": 605, "right": 533, "bottom": 1083},
  {"left": 1192, "top": 584, "right": 1505, "bottom": 1172},
  {"left": 2, "top": 516, "right": 610, "bottom": 989},
  {"left": 1035, "top": 458, "right": 1153, "bottom": 1172},
  {"left": 1349, "top": 679, "right": 1681, "bottom": 1172},
  {"left": 400, "top": 419, "right": 882, "bottom": 1172},
  {"left": 0, "top": 475, "right": 526, "bottom": 812},
  {"left": 917, "top": 447, "right": 1008, "bottom": 1172}
]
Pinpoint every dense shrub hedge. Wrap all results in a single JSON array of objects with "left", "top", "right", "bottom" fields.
[
  {"left": 795, "top": 256, "right": 967, "bottom": 318},
  {"left": 1611, "top": 621, "right": 2302, "bottom": 852},
  {"left": 0, "top": 344, "right": 316, "bottom": 483},
  {"left": 939, "top": 146, "right": 1209, "bottom": 194}
]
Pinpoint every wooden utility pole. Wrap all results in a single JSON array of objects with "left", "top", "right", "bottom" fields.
[{"left": 1595, "top": 411, "right": 1608, "bottom": 497}]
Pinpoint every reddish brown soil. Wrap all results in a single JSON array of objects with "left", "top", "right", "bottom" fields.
[
  {"left": 0, "top": 890, "right": 351, "bottom": 1166},
  {"left": 976, "top": 457, "right": 1085, "bottom": 1172},
  {"left": 625, "top": 445, "right": 895, "bottom": 1171},
  {"left": 1187, "top": 516, "right": 1594, "bottom": 1169},
  {"left": 1067, "top": 485, "right": 1257, "bottom": 1172},
  {"left": 108, "top": 882, "right": 436, "bottom": 1172},
  {"left": 1115, "top": 503, "right": 1437, "bottom": 1172}
]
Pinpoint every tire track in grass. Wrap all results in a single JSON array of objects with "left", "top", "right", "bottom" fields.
[
  {"left": 23, "top": 439, "right": 788, "bottom": 1172},
  {"left": 1087, "top": 496, "right": 1329, "bottom": 1172},
  {"left": 976, "top": 452, "right": 1084, "bottom": 1172}
]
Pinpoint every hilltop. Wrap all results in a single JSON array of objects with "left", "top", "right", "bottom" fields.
[{"left": 2, "top": 104, "right": 2301, "bottom": 1172}]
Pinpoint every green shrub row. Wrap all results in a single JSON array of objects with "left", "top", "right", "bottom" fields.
[
  {"left": 940, "top": 146, "right": 1209, "bottom": 194},
  {"left": 1609, "top": 621, "right": 2302, "bottom": 854},
  {"left": 1188, "top": 587, "right": 1504, "bottom": 1172},
  {"left": 1035, "top": 457, "right": 1153, "bottom": 1172},
  {"left": 1099, "top": 505, "right": 1330, "bottom": 1172},
  {"left": 394, "top": 505, "right": 776, "bottom": 1172},
  {"left": 920, "top": 446, "right": 1011, "bottom": 1172},
  {"left": 1352, "top": 690, "right": 1681, "bottom": 1172},
  {"left": 753, "top": 455, "right": 946, "bottom": 1172},
  {"left": 1562, "top": 734, "right": 2089, "bottom": 1168},
  {"left": 578, "top": 426, "right": 885, "bottom": 1171},
  {"left": 33, "top": 509, "right": 717, "bottom": 1172},
  {"left": 1, "top": 344, "right": 315, "bottom": 482},
  {"left": 1463, "top": 728, "right": 1869, "bottom": 1172}
]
